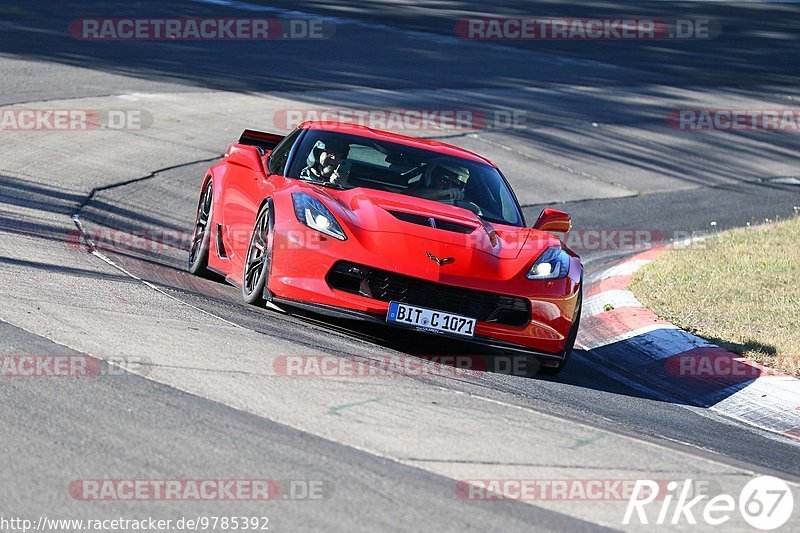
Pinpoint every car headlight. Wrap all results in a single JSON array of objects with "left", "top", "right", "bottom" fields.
[
  {"left": 292, "top": 193, "right": 347, "bottom": 241},
  {"left": 526, "top": 245, "right": 570, "bottom": 280}
]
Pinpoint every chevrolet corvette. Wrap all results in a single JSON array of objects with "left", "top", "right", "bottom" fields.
[{"left": 188, "top": 122, "right": 582, "bottom": 374}]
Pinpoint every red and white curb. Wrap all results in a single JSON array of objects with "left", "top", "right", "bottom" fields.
[{"left": 577, "top": 247, "right": 800, "bottom": 442}]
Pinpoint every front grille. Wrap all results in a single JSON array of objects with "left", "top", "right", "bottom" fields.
[
  {"left": 387, "top": 210, "right": 475, "bottom": 235},
  {"left": 327, "top": 261, "right": 530, "bottom": 327}
]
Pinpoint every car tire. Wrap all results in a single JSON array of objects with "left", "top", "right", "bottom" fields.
[
  {"left": 188, "top": 179, "right": 214, "bottom": 276},
  {"left": 242, "top": 200, "right": 274, "bottom": 305},
  {"left": 538, "top": 287, "right": 582, "bottom": 376}
]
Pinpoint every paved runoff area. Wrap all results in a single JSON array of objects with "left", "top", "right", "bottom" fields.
[{"left": 1, "top": 1, "right": 800, "bottom": 531}]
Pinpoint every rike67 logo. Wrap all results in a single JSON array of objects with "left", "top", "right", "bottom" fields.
[{"left": 624, "top": 476, "right": 794, "bottom": 530}]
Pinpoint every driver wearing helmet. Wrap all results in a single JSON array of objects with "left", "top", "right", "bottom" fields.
[
  {"left": 408, "top": 163, "right": 467, "bottom": 201},
  {"left": 301, "top": 139, "right": 350, "bottom": 184}
]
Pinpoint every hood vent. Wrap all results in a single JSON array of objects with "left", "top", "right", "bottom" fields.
[{"left": 388, "top": 210, "right": 474, "bottom": 235}]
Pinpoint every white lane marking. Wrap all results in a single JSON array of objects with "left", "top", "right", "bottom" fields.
[
  {"left": 117, "top": 93, "right": 161, "bottom": 101},
  {"left": 576, "top": 324, "right": 678, "bottom": 350},
  {"left": 597, "top": 259, "right": 651, "bottom": 279},
  {"left": 72, "top": 216, "right": 243, "bottom": 330},
  {"left": 580, "top": 325, "right": 717, "bottom": 361},
  {"left": 578, "top": 323, "right": 679, "bottom": 352},
  {"left": 583, "top": 289, "right": 642, "bottom": 317}
]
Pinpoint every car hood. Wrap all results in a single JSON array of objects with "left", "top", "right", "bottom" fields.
[{"left": 309, "top": 186, "right": 558, "bottom": 280}]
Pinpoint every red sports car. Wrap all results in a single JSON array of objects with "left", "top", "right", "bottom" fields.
[{"left": 189, "top": 122, "right": 582, "bottom": 374}]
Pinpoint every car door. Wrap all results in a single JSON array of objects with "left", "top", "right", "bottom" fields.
[{"left": 222, "top": 128, "right": 302, "bottom": 278}]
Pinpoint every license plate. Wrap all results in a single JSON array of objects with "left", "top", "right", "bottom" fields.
[{"left": 386, "top": 301, "right": 476, "bottom": 337}]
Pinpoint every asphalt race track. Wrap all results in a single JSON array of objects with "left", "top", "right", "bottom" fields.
[{"left": 2, "top": 1, "right": 800, "bottom": 531}]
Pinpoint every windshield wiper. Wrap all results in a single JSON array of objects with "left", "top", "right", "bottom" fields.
[
  {"left": 476, "top": 213, "right": 508, "bottom": 226},
  {"left": 308, "top": 179, "right": 346, "bottom": 190}
]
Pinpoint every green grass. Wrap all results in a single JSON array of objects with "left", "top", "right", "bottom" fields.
[{"left": 631, "top": 214, "right": 800, "bottom": 377}]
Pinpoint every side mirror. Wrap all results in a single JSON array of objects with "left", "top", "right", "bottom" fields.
[
  {"left": 533, "top": 208, "right": 572, "bottom": 233},
  {"left": 225, "top": 144, "right": 265, "bottom": 173}
]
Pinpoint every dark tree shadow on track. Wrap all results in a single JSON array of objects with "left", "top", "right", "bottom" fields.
[{"left": 3, "top": 0, "right": 800, "bottom": 92}]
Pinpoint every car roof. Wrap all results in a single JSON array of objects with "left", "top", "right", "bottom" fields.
[{"left": 298, "top": 121, "right": 496, "bottom": 167}]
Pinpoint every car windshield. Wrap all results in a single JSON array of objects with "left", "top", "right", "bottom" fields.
[{"left": 286, "top": 129, "right": 524, "bottom": 227}]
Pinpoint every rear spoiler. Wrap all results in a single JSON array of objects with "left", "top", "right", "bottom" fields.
[{"left": 238, "top": 129, "right": 285, "bottom": 152}]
